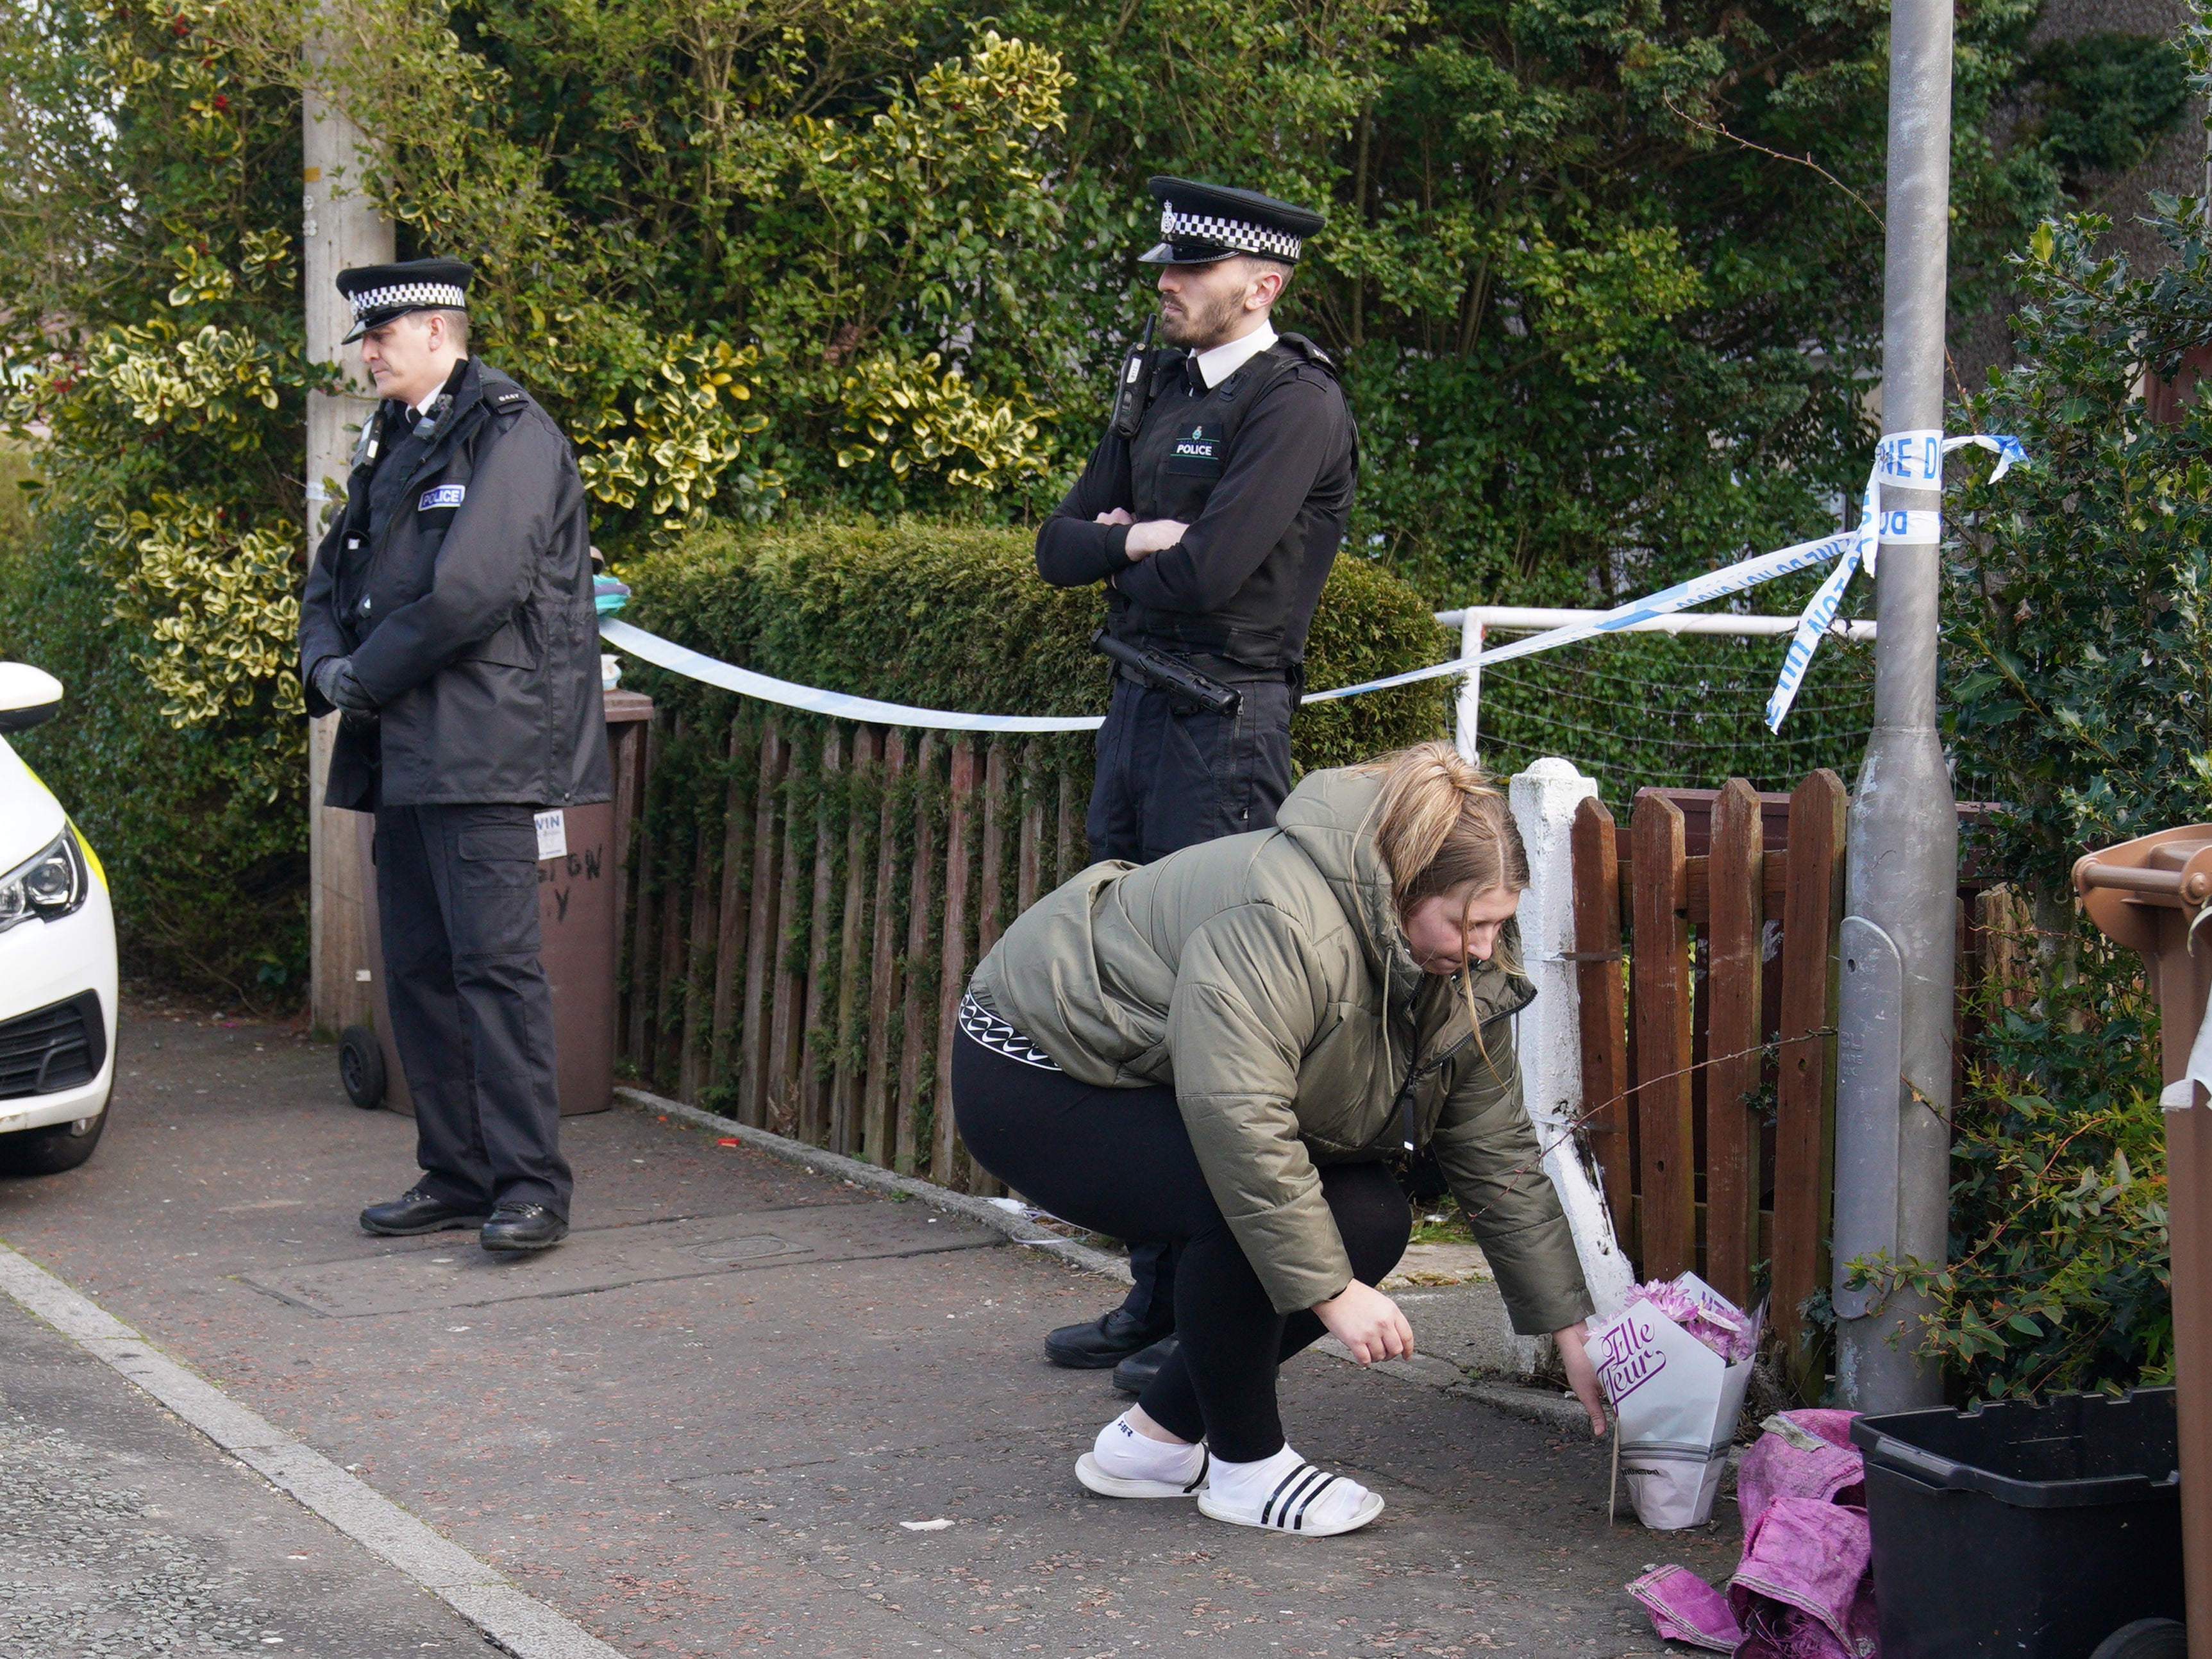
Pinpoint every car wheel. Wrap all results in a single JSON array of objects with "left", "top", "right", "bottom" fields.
[
  {"left": 2091, "top": 1621, "right": 2190, "bottom": 1659},
  {"left": 339, "top": 1024, "right": 386, "bottom": 1109},
  {"left": 0, "top": 1101, "right": 108, "bottom": 1177}
]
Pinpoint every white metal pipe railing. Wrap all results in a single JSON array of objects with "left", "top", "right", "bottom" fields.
[
  {"left": 1433, "top": 606, "right": 1877, "bottom": 640},
  {"left": 1429, "top": 607, "right": 1877, "bottom": 761}
]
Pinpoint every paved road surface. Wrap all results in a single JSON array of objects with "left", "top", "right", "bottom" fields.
[
  {"left": 0, "top": 1009, "right": 1741, "bottom": 1655},
  {"left": 0, "top": 1293, "right": 485, "bottom": 1656}
]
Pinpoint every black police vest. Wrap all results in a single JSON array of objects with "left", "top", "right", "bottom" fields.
[{"left": 1106, "top": 333, "right": 1352, "bottom": 673}]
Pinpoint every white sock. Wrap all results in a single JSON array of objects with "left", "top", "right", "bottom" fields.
[
  {"left": 1205, "top": 1442, "right": 1305, "bottom": 1506},
  {"left": 1092, "top": 1412, "right": 1205, "bottom": 1485},
  {"left": 1207, "top": 1443, "right": 1374, "bottom": 1528}
]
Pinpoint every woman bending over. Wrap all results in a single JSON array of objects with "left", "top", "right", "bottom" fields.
[{"left": 953, "top": 741, "right": 1607, "bottom": 1538}]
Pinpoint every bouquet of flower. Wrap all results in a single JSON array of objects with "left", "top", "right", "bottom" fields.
[
  {"left": 1591, "top": 1272, "right": 1765, "bottom": 1529},
  {"left": 1623, "top": 1275, "right": 1761, "bottom": 1363}
]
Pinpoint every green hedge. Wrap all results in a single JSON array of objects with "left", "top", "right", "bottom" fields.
[
  {"left": 609, "top": 520, "right": 1455, "bottom": 1143},
  {"left": 0, "top": 494, "right": 308, "bottom": 1004},
  {"left": 0, "top": 510, "right": 1450, "bottom": 1016},
  {"left": 621, "top": 519, "right": 1456, "bottom": 771}
]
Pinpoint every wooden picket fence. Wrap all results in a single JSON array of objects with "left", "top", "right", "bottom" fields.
[
  {"left": 610, "top": 704, "right": 1094, "bottom": 1194},
  {"left": 1570, "top": 772, "right": 1848, "bottom": 1358},
  {"left": 1571, "top": 776, "right": 2014, "bottom": 1366},
  {"left": 613, "top": 712, "right": 2006, "bottom": 1368}
]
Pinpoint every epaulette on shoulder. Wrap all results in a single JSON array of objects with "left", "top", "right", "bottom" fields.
[
  {"left": 1273, "top": 332, "right": 1339, "bottom": 376},
  {"left": 492, "top": 389, "right": 527, "bottom": 407}
]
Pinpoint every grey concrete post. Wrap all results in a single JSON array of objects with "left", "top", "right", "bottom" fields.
[
  {"left": 1831, "top": 0, "right": 1955, "bottom": 1411},
  {"left": 302, "top": 64, "right": 390, "bottom": 1035}
]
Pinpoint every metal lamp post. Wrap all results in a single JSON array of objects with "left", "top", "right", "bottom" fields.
[{"left": 1830, "top": 0, "right": 1956, "bottom": 1411}]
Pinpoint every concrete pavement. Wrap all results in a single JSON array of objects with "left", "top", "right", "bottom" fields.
[{"left": 0, "top": 1007, "right": 1741, "bottom": 1656}]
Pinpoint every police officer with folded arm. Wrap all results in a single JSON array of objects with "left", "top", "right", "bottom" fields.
[
  {"left": 299, "top": 258, "right": 609, "bottom": 1253},
  {"left": 1033, "top": 179, "right": 1359, "bottom": 1388}
]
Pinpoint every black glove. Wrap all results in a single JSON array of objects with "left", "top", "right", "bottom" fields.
[{"left": 314, "top": 656, "right": 378, "bottom": 717}]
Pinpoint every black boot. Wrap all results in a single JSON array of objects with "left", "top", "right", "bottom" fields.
[
  {"left": 360, "top": 1187, "right": 492, "bottom": 1236},
  {"left": 1045, "top": 1308, "right": 1170, "bottom": 1369},
  {"left": 480, "top": 1201, "right": 569, "bottom": 1253},
  {"left": 1113, "top": 1334, "right": 1180, "bottom": 1395}
]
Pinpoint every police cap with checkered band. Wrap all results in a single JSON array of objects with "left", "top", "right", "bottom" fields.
[
  {"left": 335, "top": 257, "right": 475, "bottom": 344},
  {"left": 1139, "top": 177, "right": 1325, "bottom": 266}
]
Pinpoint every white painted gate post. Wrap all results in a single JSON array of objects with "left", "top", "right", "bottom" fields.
[{"left": 1495, "top": 758, "right": 1637, "bottom": 1374}]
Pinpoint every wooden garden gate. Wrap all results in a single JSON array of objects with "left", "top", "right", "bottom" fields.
[{"left": 1570, "top": 773, "right": 1848, "bottom": 1358}]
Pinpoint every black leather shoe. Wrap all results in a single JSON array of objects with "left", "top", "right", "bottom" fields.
[
  {"left": 480, "top": 1202, "right": 569, "bottom": 1252},
  {"left": 1113, "top": 1333, "right": 1180, "bottom": 1396},
  {"left": 1045, "top": 1308, "right": 1170, "bottom": 1369},
  {"left": 360, "top": 1188, "right": 493, "bottom": 1236}
]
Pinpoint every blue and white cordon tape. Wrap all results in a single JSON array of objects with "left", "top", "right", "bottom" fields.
[
  {"left": 600, "top": 616, "right": 1107, "bottom": 732},
  {"left": 1762, "top": 430, "right": 2022, "bottom": 730},
  {"left": 597, "top": 432, "right": 2021, "bottom": 735}
]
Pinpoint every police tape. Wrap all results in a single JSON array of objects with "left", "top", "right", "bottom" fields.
[
  {"left": 1324, "top": 432, "right": 2023, "bottom": 721},
  {"left": 1762, "top": 432, "right": 2022, "bottom": 731},
  {"left": 599, "top": 617, "right": 1108, "bottom": 732},
  {"left": 601, "top": 431, "right": 2022, "bottom": 736}
]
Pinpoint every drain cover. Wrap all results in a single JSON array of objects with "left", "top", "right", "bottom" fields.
[{"left": 689, "top": 1234, "right": 798, "bottom": 1264}]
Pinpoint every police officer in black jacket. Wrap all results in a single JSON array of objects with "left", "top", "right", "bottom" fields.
[
  {"left": 299, "top": 258, "right": 610, "bottom": 1254},
  {"left": 1034, "top": 179, "right": 1359, "bottom": 1388}
]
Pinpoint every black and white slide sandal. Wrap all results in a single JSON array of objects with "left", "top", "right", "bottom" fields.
[
  {"left": 1197, "top": 1462, "right": 1386, "bottom": 1536},
  {"left": 1075, "top": 1446, "right": 1210, "bottom": 1499}
]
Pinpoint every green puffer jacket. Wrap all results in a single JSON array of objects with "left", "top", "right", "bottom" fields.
[{"left": 969, "top": 766, "right": 1593, "bottom": 1331}]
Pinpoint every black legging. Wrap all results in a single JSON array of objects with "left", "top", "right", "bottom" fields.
[{"left": 952, "top": 1027, "right": 1411, "bottom": 1462}]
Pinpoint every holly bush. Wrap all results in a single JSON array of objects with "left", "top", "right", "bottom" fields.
[
  {"left": 1, "top": 0, "right": 319, "bottom": 798},
  {"left": 1948, "top": 200, "right": 2212, "bottom": 895},
  {"left": 1841, "top": 916, "right": 2170, "bottom": 1403}
]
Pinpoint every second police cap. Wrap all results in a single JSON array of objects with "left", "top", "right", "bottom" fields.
[
  {"left": 1141, "top": 177, "right": 1326, "bottom": 265},
  {"left": 335, "top": 257, "right": 475, "bottom": 344}
]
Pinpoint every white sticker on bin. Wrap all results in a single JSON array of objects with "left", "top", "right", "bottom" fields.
[{"left": 535, "top": 810, "right": 567, "bottom": 862}]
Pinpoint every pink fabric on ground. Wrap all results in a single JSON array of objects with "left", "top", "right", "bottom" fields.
[
  {"left": 1730, "top": 1497, "right": 1876, "bottom": 1659},
  {"left": 1736, "top": 1409, "right": 1866, "bottom": 1528},
  {"left": 1629, "top": 1410, "right": 1879, "bottom": 1657},
  {"left": 1626, "top": 1565, "right": 1745, "bottom": 1653}
]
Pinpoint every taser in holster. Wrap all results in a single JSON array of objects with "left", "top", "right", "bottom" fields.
[{"left": 1110, "top": 317, "right": 1156, "bottom": 441}]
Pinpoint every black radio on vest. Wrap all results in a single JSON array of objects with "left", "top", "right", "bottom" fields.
[{"left": 1110, "top": 316, "right": 1157, "bottom": 442}]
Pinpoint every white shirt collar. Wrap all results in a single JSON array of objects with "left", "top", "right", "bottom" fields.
[{"left": 1190, "top": 321, "right": 1277, "bottom": 390}]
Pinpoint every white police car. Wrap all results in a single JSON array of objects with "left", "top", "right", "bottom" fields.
[{"left": 0, "top": 662, "right": 115, "bottom": 1174}]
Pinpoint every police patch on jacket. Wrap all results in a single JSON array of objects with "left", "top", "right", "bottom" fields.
[
  {"left": 1166, "top": 422, "right": 1223, "bottom": 477},
  {"left": 417, "top": 482, "right": 464, "bottom": 533}
]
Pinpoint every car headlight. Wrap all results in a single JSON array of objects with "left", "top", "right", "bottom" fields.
[{"left": 0, "top": 829, "right": 88, "bottom": 934}]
